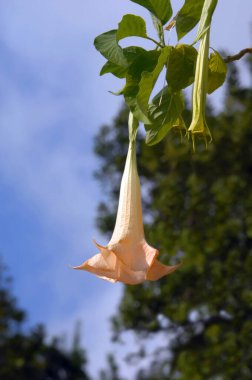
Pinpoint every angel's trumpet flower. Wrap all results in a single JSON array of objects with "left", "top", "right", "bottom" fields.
[
  {"left": 74, "top": 113, "right": 180, "bottom": 284},
  {"left": 188, "top": 29, "right": 211, "bottom": 150}
]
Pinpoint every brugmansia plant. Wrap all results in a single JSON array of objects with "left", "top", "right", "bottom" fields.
[
  {"left": 95, "top": 0, "right": 225, "bottom": 146},
  {"left": 75, "top": 0, "right": 250, "bottom": 283}
]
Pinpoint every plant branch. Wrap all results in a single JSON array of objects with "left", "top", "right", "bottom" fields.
[
  {"left": 224, "top": 48, "right": 252, "bottom": 63},
  {"left": 145, "top": 36, "right": 164, "bottom": 48}
]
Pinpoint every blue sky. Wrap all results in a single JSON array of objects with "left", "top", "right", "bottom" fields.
[{"left": 0, "top": 0, "right": 251, "bottom": 377}]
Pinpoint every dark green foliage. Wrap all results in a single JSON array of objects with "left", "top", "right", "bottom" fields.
[
  {"left": 166, "top": 45, "right": 198, "bottom": 92},
  {"left": 129, "top": 0, "right": 173, "bottom": 25},
  {"left": 207, "top": 51, "right": 227, "bottom": 94},
  {"left": 0, "top": 260, "right": 90, "bottom": 380},
  {"left": 94, "top": 64, "right": 252, "bottom": 379},
  {"left": 176, "top": 0, "right": 205, "bottom": 40}
]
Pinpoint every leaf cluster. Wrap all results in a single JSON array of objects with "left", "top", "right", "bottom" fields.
[{"left": 95, "top": 0, "right": 226, "bottom": 145}]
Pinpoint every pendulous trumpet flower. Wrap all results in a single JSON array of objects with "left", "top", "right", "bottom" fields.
[{"left": 74, "top": 113, "right": 180, "bottom": 284}]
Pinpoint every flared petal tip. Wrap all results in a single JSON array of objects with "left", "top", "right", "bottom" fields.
[
  {"left": 147, "top": 260, "right": 182, "bottom": 281},
  {"left": 71, "top": 262, "right": 88, "bottom": 271}
]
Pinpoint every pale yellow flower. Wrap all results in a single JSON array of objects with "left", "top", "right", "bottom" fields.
[
  {"left": 188, "top": 29, "right": 212, "bottom": 150},
  {"left": 74, "top": 113, "right": 180, "bottom": 284}
]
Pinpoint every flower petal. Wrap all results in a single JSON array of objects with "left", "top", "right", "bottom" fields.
[
  {"left": 74, "top": 252, "right": 146, "bottom": 285},
  {"left": 75, "top": 241, "right": 159, "bottom": 285},
  {"left": 115, "top": 265, "right": 147, "bottom": 285},
  {"left": 109, "top": 239, "right": 158, "bottom": 272},
  {"left": 108, "top": 142, "right": 144, "bottom": 244},
  {"left": 73, "top": 250, "right": 119, "bottom": 282},
  {"left": 147, "top": 260, "right": 181, "bottom": 281}
]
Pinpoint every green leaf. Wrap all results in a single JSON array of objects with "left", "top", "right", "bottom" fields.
[
  {"left": 117, "top": 14, "right": 148, "bottom": 41},
  {"left": 137, "top": 47, "right": 171, "bottom": 117},
  {"left": 207, "top": 51, "right": 227, "bottom": 94},
  {"left": 123, "top": 46, "right": 147, "bottom": 63},
  {"left": 145, "top": 87, "right": 184, "bottom": 145},
  {"left": 129, "top": 0, "right": 172, "bottom": 25},
  {"left": 94, "top": 30, "right": 128, "bottom": 67},
  {"left": 123, "top": 49, "right": 160, "bottom": 97},
  {"left": 195, "top": 0, "right": 218, "bottom": 42},
  {"left": 99, "top": 47, "right": 148, "bottom": 93},
  {"left": 124, "top": 49, "right": 160, "bottom": 94},
  {"left": 176, "top": 0, "right": 205, "bottom": 40},
  {"left": 166, "top": 44, "right": 197, "bottom": 92},
  {"left": 99, "top": 46, "right": 146, "bottom": 79},
  {"left": 100, "top": 61, "right": 127, "bottom": 78},
  {"left": 149, "top": 87, "right": 184, "bottom": 125},
  {"left": 109, "top": 87, "right": 125, "bottom": 96},
  {"left": 123, "top": 50, "right": 160, "bottom": 124}
]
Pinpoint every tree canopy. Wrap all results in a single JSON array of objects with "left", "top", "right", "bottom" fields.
[{"left": 94, "top": 61, "right": 252, "bottom": 379}]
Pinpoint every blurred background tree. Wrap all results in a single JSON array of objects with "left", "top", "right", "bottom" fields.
[
  {"left": 99, "top": 353, "right": 123, "bottom": 380},
  {"left": 94, "top": 60, "right": 252, "bottom": 379},
  {"left": 0, "top": 260, "right": 90, "bottom": 380}
]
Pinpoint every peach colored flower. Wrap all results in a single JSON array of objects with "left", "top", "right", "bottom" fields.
[{"left": 74, "top": 113, "right": 180, "bottom": 284}]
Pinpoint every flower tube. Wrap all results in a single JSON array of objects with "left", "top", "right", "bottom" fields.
[
  {"left": 74, "top": 113, "right": 180, "bottom": 284},
  {"left": 188, "top": 29, "right": 211, "bottom": 150}
]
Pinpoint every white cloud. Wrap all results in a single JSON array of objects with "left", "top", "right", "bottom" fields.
[
  {"left": 0, "top": 65, "right": 125, "bottom": 379},
  {"left": 0, "top": 2, "right": 129, "bottom": 376}
]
